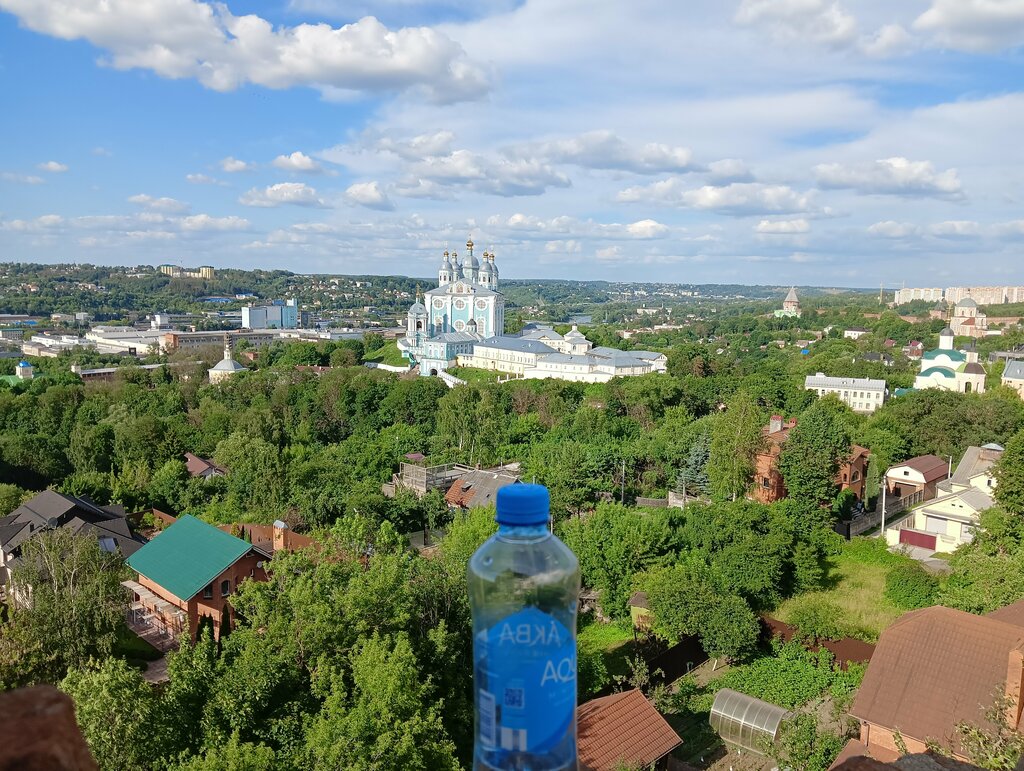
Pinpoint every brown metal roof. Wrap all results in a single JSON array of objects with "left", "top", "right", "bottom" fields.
[
  {"left": 577, "top": 689, "right": 681, "bottom": 771},
  {"left": 850, "top": 606, "right": 1024, "bottom": 753},
  {"left": 985, "top": 598, "right": 1024, "bottom": 628},
  {"left": 889, "top": 455, "right": 949, "bottom": 484},
  {"left": 444, "top": 469, "right": 519, "bottom": 510}
]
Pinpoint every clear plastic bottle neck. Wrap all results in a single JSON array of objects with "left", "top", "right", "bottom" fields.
[{"left": 496, "top": 522, "right": 551, "bottom": 542}]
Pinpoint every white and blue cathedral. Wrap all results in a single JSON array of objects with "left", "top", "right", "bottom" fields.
[{"left": 398, "top": 238, "right": 505, "bottom": 375}]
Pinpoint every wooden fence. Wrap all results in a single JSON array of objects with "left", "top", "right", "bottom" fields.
[{"left": 761, "top": 616, "right": 874, "bottom": 670}]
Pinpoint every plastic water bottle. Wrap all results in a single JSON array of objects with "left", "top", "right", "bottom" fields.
[{"left": 468, "top": 484, "right": 581, "bottom": 771}]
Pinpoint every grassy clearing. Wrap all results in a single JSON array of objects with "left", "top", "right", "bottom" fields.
[
  {"left": 113, "top": 623, "right": 162, "bottom": 671},
  {"left": 577, "top": 614, "right": 636, "bottom": 681},
  {"left": 363, "top": 343, "right": 407, "bottom": 367},
  {"left": 447, "top": 366, "right": 506, "bottom": 385},
  {"left": 774, "top": 539, "right": 908, "bottom": 641}
]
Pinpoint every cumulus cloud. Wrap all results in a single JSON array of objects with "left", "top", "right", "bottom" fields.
[
  {"left": 618, "top": 180, "right": 817, "bottom": 216},
  {"left": 37, "top": 160, "right": 68, "bottom": 173},
  {"left": 0, "top": 0, "right": 489, "bottom": 102},
  {"left": 186, "top": 173, "right": 223, "bottom": 185},
  {"left": 734, "top": 0, "right": 858, "bottom": 47},
  {"left": 914, "top": 0, "right": 1024, "bottom": 52},
  {"left": 393, "top": 177, "right": 455, "bottom": 200},
  {"left": 91, "top": 146, "right": 112, "bottom": 157},
  {"left": 272, "top": 151, "right": 322, "bottom": 173},
  {"left": 408, "top": 150, "right": 571, "bottom": 196},
  {"left": 860, "top": 23, "right": 914, "bottom": 57},
  {"left": 626, "top": 219, "right": 670, "bottom": 238},
  {"left": 239, "top": 182, "right": 328, "bottom": 208},
  {"left": 1, "top": 214, "right": 65, "bottom": 231},
  {"left": 928, "top": 220, "right": 981, "bottom": 238},
  {"left": 1, "top": 172, "right": 44, "bottom": 184},
  {"left": 376, "top": 131, "right": 455, "bottom": 161},
  {"left": 544, "top": 239, "right": 583, "bottom": 254},
  {"left": 707, "top": 158, "right": 754, "bottom": 183},
  {"left": 343, "top": 181, "right": 395, "bottom": 210},
  {"left": 179, "top": 214, "right": 250, "bottom": 231},
  {"left": 220, "top": 156, "right": 253, "bottom": 173},
  {"left": 506, "top": 130, "right": 696, "bottom": 174},
  {"left": 813, "top": 157, "right": 962, "bottom": 198},
  {"left": 595, "top": 245, "right": 622, "bottom": 261},
  {"left": 756, "top": 218, "right": 810, "bottom": 234},
  {"left": 868, "top": 221, "right": 919, "bottom": 238},
  {"left": 128, "top": 193, "right": 191, "bottom": 213}
]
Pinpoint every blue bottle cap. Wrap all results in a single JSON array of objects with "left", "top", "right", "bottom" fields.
[{"left": 496, "top": 483, "right": 550, "bottom": 526}]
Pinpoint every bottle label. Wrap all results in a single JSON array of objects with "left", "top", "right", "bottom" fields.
[{"left": 475, "top": 606, "right": 576, "bottom": 755}]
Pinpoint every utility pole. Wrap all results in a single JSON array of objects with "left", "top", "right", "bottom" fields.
[
  {"left": 621, "top": 458, "right": 626, "bottom": 504},
  {"left": 880, "top": 483, "right": 887, "bottom": 540}
]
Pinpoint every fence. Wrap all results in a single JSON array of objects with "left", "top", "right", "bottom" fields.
[
  {"left": 437, "top": 370, "right": 466, "bottom": 389},
  {"left": 847, "top": 489, "right": 927, "bottom": 537},
  {"left": 761, "top": 616, "right": 874, "bottom": 670},
  {"left": 636, "top": 496, "right": 669, "bottom": 508}
]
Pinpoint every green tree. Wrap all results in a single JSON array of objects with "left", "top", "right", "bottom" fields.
[
  {"left": 0, "top": 482, "right": 30, "bottom": 515},
  {"left": 0, "top": 529, "right": 126, "bottom": 686},
  {"left": 779, "top": 398, "right": 851, "bottom": 512},
  {"left": 676, "top": 427, "right": 710, "bottom": 500},
  {"left": 948, "top": 691, "right": 1024, "bottom": 770},
  {"left": 708, "top": 390, "right": 763, "bottom": 501},
  {"left": 305, "top": 633, "right": 460, "bottom": 770},
  {"left": 171, "top": 732, "right": 276, "bottom": 771},
  {"left": 60, "top": 658, "right": 157, "bottom": 771},
  {"left": 994, "top": 430, "right": 1024, "bottom": 514},
  {"left": 787, "top": 597, "right": 848, "bottom": 643}
]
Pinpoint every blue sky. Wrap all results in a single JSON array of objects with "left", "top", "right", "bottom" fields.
[{"left": 1, "top": 0, "right": 1024, "bottom": 287}]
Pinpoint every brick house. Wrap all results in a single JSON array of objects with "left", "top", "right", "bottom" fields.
[
  {"left": 884, "top": 455, "right": 949, "bottom": 500},
  {"left": 125, "top": 515, "right": 270, "bottom": 642},
  {"left": 752, "top": 416, "right": 869, "bottom": 504},
  {"left": 845, "top": 603, "right": 1024, "bottom": 764}
]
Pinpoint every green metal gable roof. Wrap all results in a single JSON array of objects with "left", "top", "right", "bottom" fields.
[
  {"left": 922, "top": 349, "right": 966, "bottom": 362},
  {"left": 127, "top": 515, "right": 254, "bottom": 601},
  {"left": 920, "top": 366, "right": 955, "bottom": 378}
]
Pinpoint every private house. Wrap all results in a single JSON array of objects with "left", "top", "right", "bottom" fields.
[
  {"left": 884, "top": 445, "right": 1002, "bottom": 553},
  {"left": 903, "top": 341, "right": 924, "bottom": 360},
  {"left": 847, "top": 604, "right": 1024, "bottom": 764},
  {"left": 1003, "top": 360, "right": 1024, "bottom": 399},
  {"left": 753, "top": 416, "right": 869, "bottom": 505},
  {"left": 444, "top": 468, "right": 520, "bottom": 510},
  {"left": 576, "top": 688, "right": 682, "bottom": 771},
  {"left": 125, "top": 515, "right": 270, "bottom": 642},
  {"left": 805, "top": 373, "right": 887, "bottom": 414},
  {"left": 884, "top": 455, "right": 949, "bottom": 500},
  {"left": 0, "top": 490, "right": 145, "bottom": 585},
  {"left": 844, "top": 327, "right": 869, "bottom": 340},
  {"left": 184, "top": 452, "right": 227, "bottom": 480}
]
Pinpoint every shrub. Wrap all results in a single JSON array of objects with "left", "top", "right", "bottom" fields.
[
  {"left": 787, "top": 596, "right": 848, "bottom": 643},
  {"left": 884, "top": 562, "right": 938, "bottom": 610}
]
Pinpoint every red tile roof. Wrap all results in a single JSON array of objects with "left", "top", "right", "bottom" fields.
[
  {"left": 850, "top": 606, "right": 1024, "bottom": 754},
  {"left": 577, "top": 689, "right": 681, "bottom": 771}
]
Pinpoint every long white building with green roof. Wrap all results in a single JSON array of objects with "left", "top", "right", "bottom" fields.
[{"left": 913, "top": 327, "right": 987, "bottom": 395}]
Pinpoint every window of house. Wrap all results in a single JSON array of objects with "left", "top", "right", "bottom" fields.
[
  {"left": 903, "top": 470, "right": 910, "bottom": 476},
  {"left": 221, "top": 579, "right": 231, "bottom": 597},
  {"left": 762, "top": 477, "right": 770, "bottom": 488},
  {"left": 203, "top": 584, "right": 213, "bottom": 599}
]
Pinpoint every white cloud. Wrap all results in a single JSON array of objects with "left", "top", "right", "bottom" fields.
[
  {"left": 756, "top": 218, "right": 810, "bottom": 234},
  {"left": 272, "top": 151, "right": 322, "bottom": 173},
  {"left": 860, "top": 23, "right": 914, "bottom": 57},
  {"left": 1, "top": 214, "right": 65, "bottom": 231},
  {"left": 506, "top": 130, "right": 696, "bottom": 174},
  {"left": 618, "top": 180, "right": 817, "bottom": 216},
  {"left": 928, "top": 220, "right": 981, "bottom": 238},
  {"left": 0, "top": 0, "right": 490, "bottom": 102},
  {"left": 128, "top": 193, "right": 191, "bottom": 213},
  {"left": 37, "top": 160, "right": 68, "bottom": 172},
  {"left": 91, "top": 146, "right": 112, "bottom": 157},
  {"left": 994, "top": 220, "right": 1024, "bottom": 239},
  {"left": 343, "top": 181, "right": 395, "bottom": 210},
  {"left": 544, "top": 239, "right": 583, "bottom": 254},
  {"left": 1, "top": 172, "right": 44, "bottom": 184},
  {"left": 409, "top": 150, "right": 571, "bottom": 196},
  {"left": 376, "top": 131, "right": 455, "bottom": 161},
  {"left": 707, "top": 158, "right": 754, "bottom": 183},
  {"left": 179, "top": 214, "right": 250, "bottom": 231},
  {"left": 868, "top": 220, "right": 919, "bottom": 238},
  {"left": 239, "top": 182, "right": 328, "bottom": 208},
  {"left": 734, "top": 0, "right": 858, "bottom": 47},
  {"left": 626, "top": 219, "right": 670, "bottom": 238},
  {"left": 220, "top": 156, "right": 253, "bottom": 173},
  {"left": 595, "top": 245, "right": 622, "bottom": 261},
  {"left": 393, "top": 177, "right": 454, "bottom": 200},
  {"left": 813, "top": 157, "right": 962, "bottom": 198},
  {"left": 186, "top": 173, "right": 223, "bottom": 185},
  {"left": 914, "top": 0, "right": 1024, "bottom": 52}
]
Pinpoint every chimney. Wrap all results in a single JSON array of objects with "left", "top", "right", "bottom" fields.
[
  {"left": 1006, "top": 647, "right": 1024, "bottom": 730},
  {"left": 769, "top": 415, "right": 783, "bottom": 434},
  {"left": 273, "top": 519, "right": 289, "bottom": 553}
]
